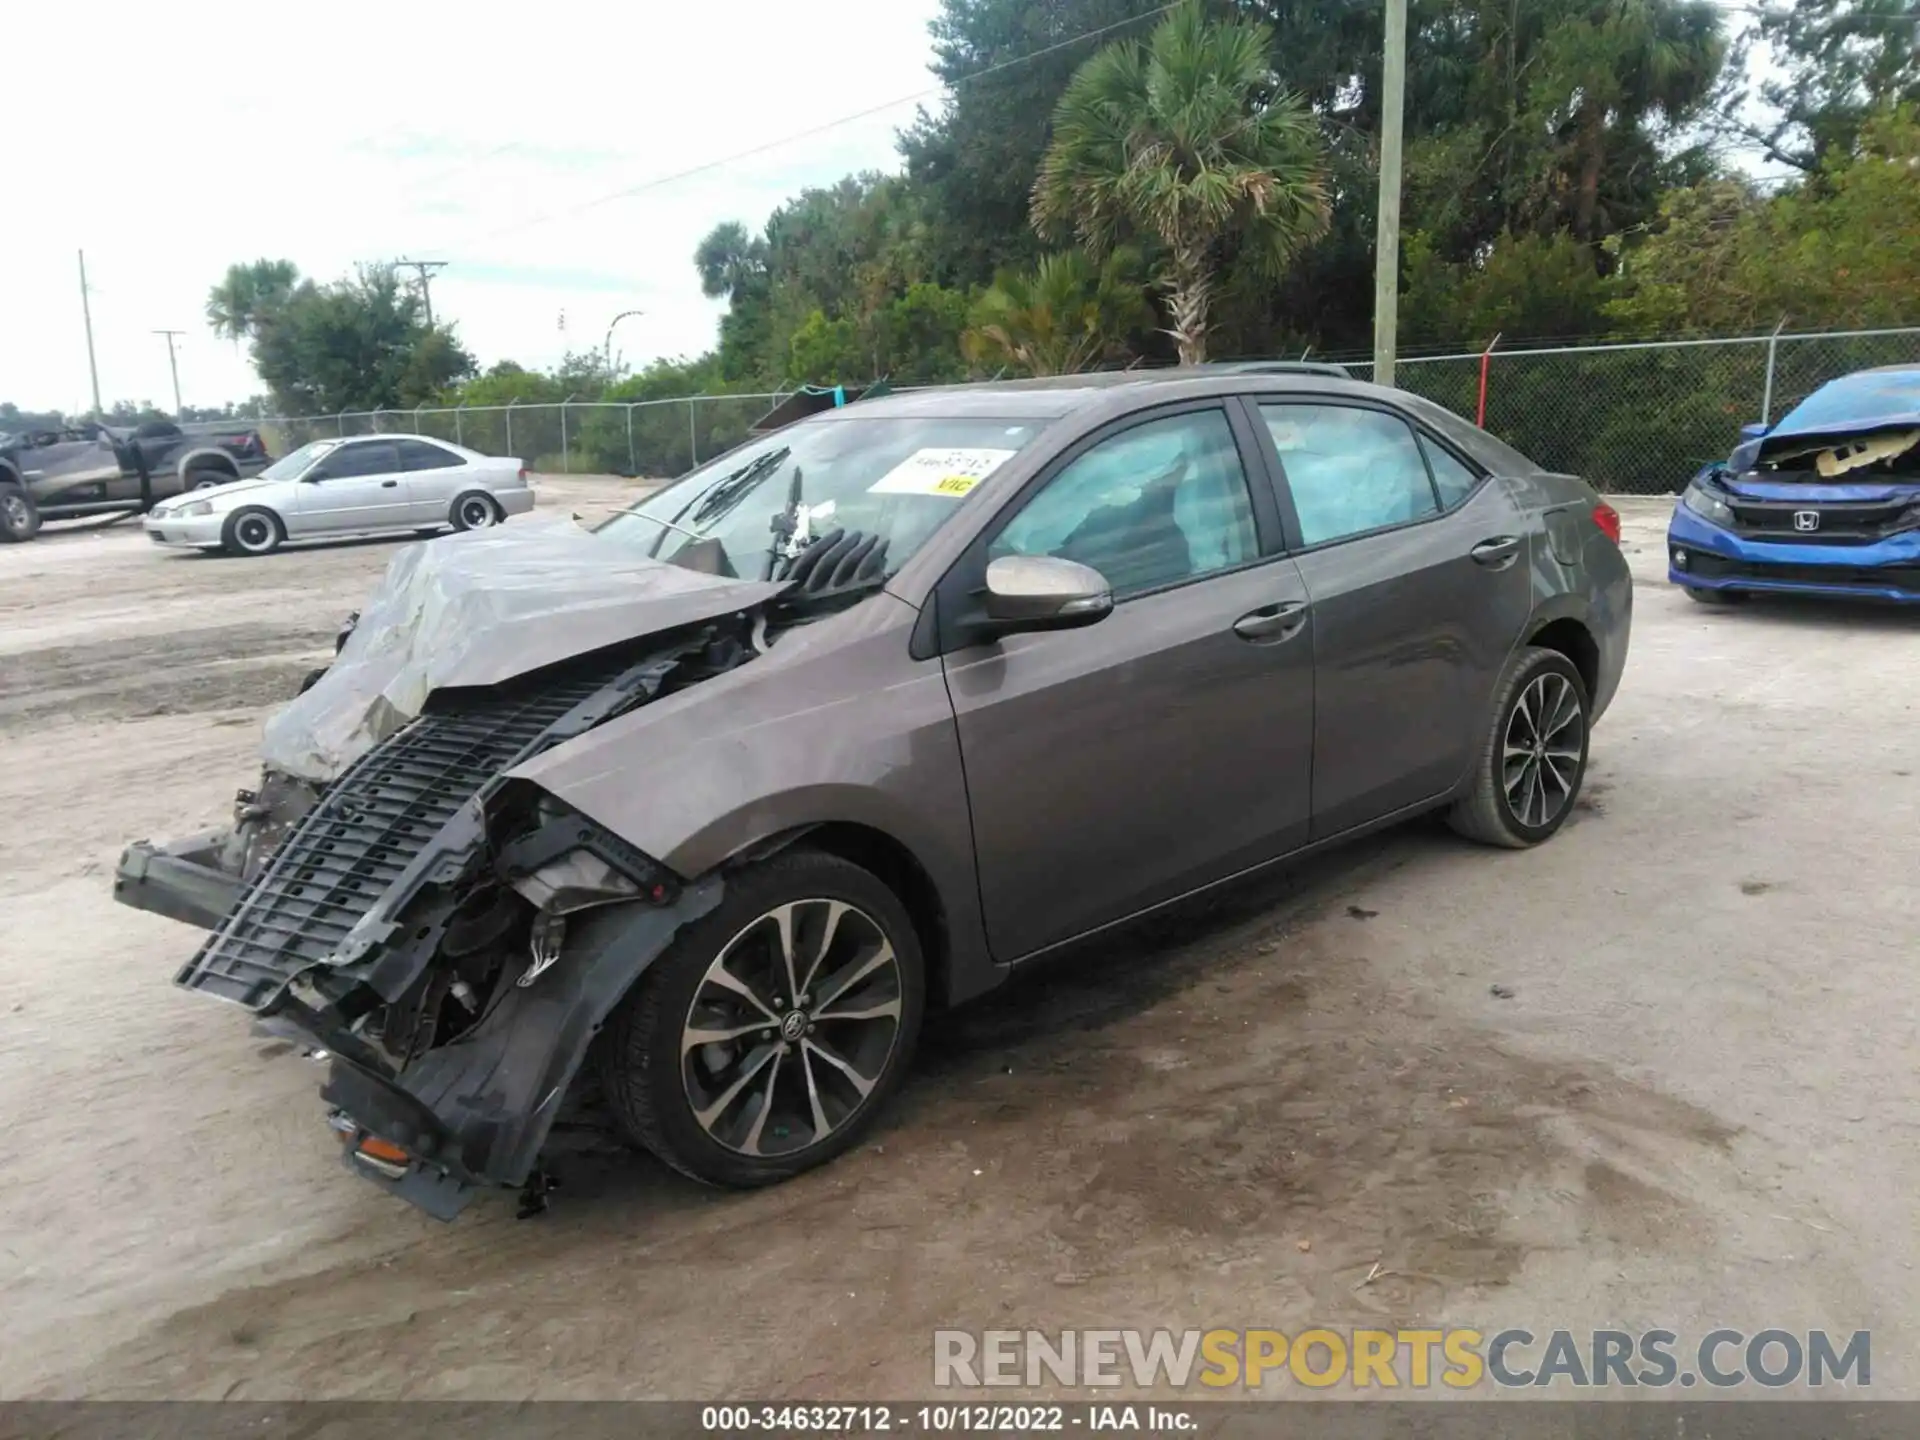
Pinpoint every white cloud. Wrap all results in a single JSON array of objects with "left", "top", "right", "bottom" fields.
[{"left": 3, "top": 0, "right": 942, "bottom": 414}]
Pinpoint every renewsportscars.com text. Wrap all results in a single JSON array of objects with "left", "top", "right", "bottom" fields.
[{"left": 932, "top": 1328, "right": 1870, "bottom": 1390}]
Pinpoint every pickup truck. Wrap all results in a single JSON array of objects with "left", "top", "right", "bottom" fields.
[{"left": 0, "top": 420, "right": 272, "bottom": 541}]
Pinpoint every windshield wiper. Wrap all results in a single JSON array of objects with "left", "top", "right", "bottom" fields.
[{"left": 688, "top": 446, "right": 791, "bottom": 529}]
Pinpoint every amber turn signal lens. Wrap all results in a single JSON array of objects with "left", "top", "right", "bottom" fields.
[{"left": 358, "top": 1135, "right": 411, "bottom": 1166}]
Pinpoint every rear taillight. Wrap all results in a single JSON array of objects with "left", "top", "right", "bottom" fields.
[
  {"left": 518, "top": 465, "right": 530, "bottom": 484},
  {"left": 1592, "top": 501, "right": 1621, "bottom": 544}
]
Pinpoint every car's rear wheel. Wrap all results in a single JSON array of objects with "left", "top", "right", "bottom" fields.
[
  {"left": 221, "top": 506, "right": 284, "bottom": 557},
  {"left": 187, "top": 466, "right": 231, "bottom": 491},
  {"left": 0, "top": 483, "right": 41, "bottom": 542},
  {"left": 1448, "top": 647, "right": 1590, "bottom": 849},
  {"left": 597, "top": 850, "right": 925, "bottom": 1189},
  {"left": 450, "top": 491, "right": 502, "bottom": 530},
  {"left": 1684, "top": 586, "right": 1747, "bottom": 606}
]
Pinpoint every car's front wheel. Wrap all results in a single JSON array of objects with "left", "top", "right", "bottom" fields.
[
  {"left": 1684, "top": 585, "right": 1747, "bottom": 606},
  {"left": 1448, "top": 646, "right": 1590, "bottom": 849},
  {"left": 221, "top": 506, "right": 284, "bottom": 557},
  {"left": 597, "top": 850, "right": 926, "bottom": 1188}
]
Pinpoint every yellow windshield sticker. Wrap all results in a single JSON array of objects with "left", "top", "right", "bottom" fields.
[{"left": 869, "top": 447, "right": 1017, "bottom": 498}]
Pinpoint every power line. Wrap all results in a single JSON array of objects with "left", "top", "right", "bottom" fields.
[{"left": 461, "top": 3, "right": 1183, "bottom": 249}]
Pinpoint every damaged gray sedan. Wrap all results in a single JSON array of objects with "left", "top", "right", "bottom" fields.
[{"left": 114, "top": 369, "right": 1631, "bottom": 1219}]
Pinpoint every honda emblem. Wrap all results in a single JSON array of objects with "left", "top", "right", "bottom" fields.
[{"left": 1792, "top": 510, "right": 1821, "bottom": 532}]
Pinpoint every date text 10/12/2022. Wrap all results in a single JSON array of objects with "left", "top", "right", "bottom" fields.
[{"left": 701, "top": 1405, "right": 1198, "bottom": 1432}]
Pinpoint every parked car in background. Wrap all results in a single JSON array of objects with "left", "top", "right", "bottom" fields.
[
  {"left": 116, "top": 367, "right": 1629, "bottom": 1218},
  {"left": 0, "top": 420, "right": 272, "bottom": 541},
  {"left": 141, "top": 434, "right": 535, "bottom": 556},
  {"left": 1669, "top": 363, "right": 1920, "bottom": 604}
]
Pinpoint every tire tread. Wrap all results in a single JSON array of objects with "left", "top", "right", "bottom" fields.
[{"left": 1446, "top": 646, "right": 1589, "bottom": 849}]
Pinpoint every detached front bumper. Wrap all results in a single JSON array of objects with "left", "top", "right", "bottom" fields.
[
  {"left": 114, "top": 825, "right": 724, "bottom": 1220},
  {"left": 142, "top": 511, "right": 227, "bottom": 548},
  {"left": 1666, "top": 507, "right": 1920, "bottom": 603},
  {"left": 114, "top": 829, "right": 242, "bottom": 930}
]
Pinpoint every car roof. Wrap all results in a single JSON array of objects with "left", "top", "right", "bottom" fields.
[
  {"left": 334, "top": 433, "right": 474, "bottom": 453},
  {"left": 821, "top": 365, "right": 1387, "bottom": 422}
]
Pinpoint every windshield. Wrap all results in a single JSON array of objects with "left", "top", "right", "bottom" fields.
[
  {"left": 258, "top": 439, "right": 340, "bottom": 482},
  {"left": 596, "top": 415, "right": 1049, "bottom": 581}
]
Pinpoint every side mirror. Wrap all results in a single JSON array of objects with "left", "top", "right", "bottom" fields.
[{"left": 981, "top": 555, "right": 1113, "bottom": 635}]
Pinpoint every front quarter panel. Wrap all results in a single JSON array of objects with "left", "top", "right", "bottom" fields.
[{"left": 506, "top": 593, "right": 995, "bottom": 1001}]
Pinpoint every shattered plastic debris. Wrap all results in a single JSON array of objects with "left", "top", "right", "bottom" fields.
[{"left": 259, "top": 513, "right": 787, "bottom": 783}]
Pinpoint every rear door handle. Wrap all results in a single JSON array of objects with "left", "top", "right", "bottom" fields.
[
  {"left": 1470, "top": 535, "right": 1522, "bottom": 569},
  {"left": 1232, "top": 600, "right": 1308, "bottom": 643},
  {"left": 380, "top": 479, "right": 399, "bottom": 488}
]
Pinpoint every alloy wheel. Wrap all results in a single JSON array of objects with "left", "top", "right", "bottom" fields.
[
  {"left": 1502, "top": 672, "right": 1585, "bottom": 828},
  {"left": 459, "top": 496, "right": 497, "bottom": 528},
  {"left": 681, "top": 898, "right": 904, "bottom": 1158},
  {"left": 1, "top": 494, "right": 27, "bottom": 531}
]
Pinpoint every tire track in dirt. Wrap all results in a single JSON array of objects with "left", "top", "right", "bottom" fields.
[{"left": 0, "top": 623, "right": 336, "bottom": 730}]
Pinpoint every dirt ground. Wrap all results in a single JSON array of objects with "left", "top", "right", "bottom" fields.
[{"left": 1, "top": 481, "right": 1914, "bottom": 1401}]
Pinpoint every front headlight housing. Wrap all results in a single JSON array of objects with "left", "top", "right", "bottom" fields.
[
  {"left": 1681, "top": 480, "right": 1734, "bottom": 528},
  {"left": 493, "top": 792, "right": 678, "bottom": 916},
  {"left": 178, "top": 500, "right": 214, "bottom": 518}
]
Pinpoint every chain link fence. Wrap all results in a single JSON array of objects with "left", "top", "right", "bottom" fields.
[
  {"left": 249, "top": 393, "right": 785, "bottom": 480},
  {"left": 1352, "top": 325, "right": 1920, "bottom": 494},
  {"left": 233, "top": 326, "right": 1918, "bottom": 495}
]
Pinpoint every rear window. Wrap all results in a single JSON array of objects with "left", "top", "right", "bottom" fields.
[{"left": 1398, "top": 393, "right": 1536, "bottom": 475}]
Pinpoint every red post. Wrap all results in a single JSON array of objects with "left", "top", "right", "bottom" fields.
[{"left": 1475, "top": 332, "right": 1501, "bottom": 429}]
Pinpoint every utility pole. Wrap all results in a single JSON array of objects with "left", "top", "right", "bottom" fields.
[
  {"left": 393, "top": 258, "right": 448, "bottom": 327},
  {"left": 604, "top": 309, "right": 644, "bottom": 377},
  {"left": 153, "top": 330, "right": 186, "bottom": 417},
  {"left": 78, "top": 249, "right": 103, "bottom": 416},
  {"left": 1372, "top": 0, "right": 1408, "bottom": 389}
]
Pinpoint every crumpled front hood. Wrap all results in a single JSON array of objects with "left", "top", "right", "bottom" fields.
[
  {"left": 260, "top": 513, "right": 788, "bottom": 782},
  {"left": 1737, "top": 366, "right": 1920, "bottom": 470}
]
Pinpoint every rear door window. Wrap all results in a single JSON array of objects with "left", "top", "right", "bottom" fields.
[{"left": 1258, "top": 403, "right": 1440, "bottom": 547}]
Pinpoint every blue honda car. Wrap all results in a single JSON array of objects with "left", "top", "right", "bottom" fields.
[{"left": 1668, "top": 364, "right": 1920, "bottom": 604}]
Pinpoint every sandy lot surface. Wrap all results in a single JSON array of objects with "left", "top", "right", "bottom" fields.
[{"left": 1, "top": 484, "right": 1913, "bottom": 1401}]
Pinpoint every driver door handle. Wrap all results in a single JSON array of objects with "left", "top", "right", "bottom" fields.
[
  {"left": 381, "top": 479, "right": 399, "bottom": 488},
  {"left": 1232, "top": 600, "right": 1308, "bottom": 643},
  {"left": 1470, "top": 535, "right": 1522, "bottom": 569}
]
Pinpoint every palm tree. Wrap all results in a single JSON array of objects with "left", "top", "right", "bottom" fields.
[
  {"left": 694, "top": 222, "right": 768, "bottom": 301},
  {"left": 963, "top": 249, "right": 1150, "bottom": 375},
  {"left": 1032, "top": 0, "right": 1329, "bottom": 365},
  {"left": 205, "top": 259, "right": 299, "bottom": 341}
]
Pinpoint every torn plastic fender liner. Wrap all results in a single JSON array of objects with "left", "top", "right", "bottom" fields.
[{"left": 315, "top": 876, "right": 725, "bottom": 1221}]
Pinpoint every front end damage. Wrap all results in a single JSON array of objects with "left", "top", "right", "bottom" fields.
[
  {"left": 115, "top": 520, "right": 800, "bottom": 1218},
  {"left": 122, "top": 634, "right": 751, "bottom": 1217}
]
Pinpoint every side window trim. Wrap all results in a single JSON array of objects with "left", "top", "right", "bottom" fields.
[
  {"left": 924, "top": 398, "right": 1287, "bottom": 658},
  {"left": 1414, "top": 428, "right": 1490, "bottom": 510},
  {"left": 1243, "top": 394, "right": 1463, "bottom": 554}
]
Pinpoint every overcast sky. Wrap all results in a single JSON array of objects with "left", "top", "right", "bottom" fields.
[{"left": 5, "top": 0, "right": 944, "bottom": 414}]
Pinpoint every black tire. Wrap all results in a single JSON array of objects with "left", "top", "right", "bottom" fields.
[
  {"left": 221, "top": 506, "right": 284, "bottom": 557},
  {"left": 0, "top": 482, "right": 41, "bottom": 542},
  {"left": 450, "top": 491, "right": 502, "bottom": 531},
  {"left": 186, "top": 466, "right": 232, "bottom": 492},
  {"left": 1684, "top": 585, "right": 1747, "bottom": 606},
  {"left": 597, "top": 849, "right": 926, "bottom": 1189},
  {"left": 1447, "top": 646, "right": 1591, "bottom": 849}
]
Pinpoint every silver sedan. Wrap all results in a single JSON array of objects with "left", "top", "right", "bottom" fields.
[{"left": 142, "top": 434, "right": 536, "bottom": 556}]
